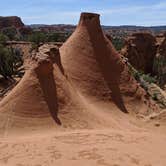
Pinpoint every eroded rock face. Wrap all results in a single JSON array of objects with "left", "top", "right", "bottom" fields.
[
  {"left": 0, "top": 16, "right": 24, "bottom": 29},
  {"left": 122, "top": 32, "right": 166, "bottom": 88},
  {"left": 123, "top": 33, "right": 157, "bottom": 74},
  {"left": 60, "top": 12, "right": 158, "bottom": 114},
  {"left": 154, "top": 35, "right": 166, "bottom": 86}
]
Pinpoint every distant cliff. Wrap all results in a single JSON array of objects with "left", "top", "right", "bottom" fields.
[{"left": 0, "top": 16, "right": 24, "bottom": 29}]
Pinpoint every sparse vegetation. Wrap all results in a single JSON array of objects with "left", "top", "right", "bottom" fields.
[
  {"left": 0, "top": 33, "right": 8, "bottom": 45},
  {"left": 152, "top": 93, "right": 158, "bottom": 101},
  {"left": 128, "top": 61, "right": 157, "bottom": 84},
  {"left": 28, "top": 31, "right": 47, "bottom": 47},
  {"left": 2, "top": 27, "right": 18, "bottom": 40},
  {"left": 0, "top": 44, "right": 24, "bottom": 79},
  {"left": 142, "top": 74, "right": 157, "bottom": 84},
  {"left": 127, "top": 59, "right": 166, "bottom": 108},
  {"left": 112, "top": 37, "right": 124, "bottom": 51}
]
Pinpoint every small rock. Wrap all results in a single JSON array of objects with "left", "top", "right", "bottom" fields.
[{"left": 154, "top": 122, "right": 160, "bottom": 127}]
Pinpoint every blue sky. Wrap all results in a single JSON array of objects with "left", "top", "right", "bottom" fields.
[{"left": 0, "top": 0, "right": 166, "bottom": 26}]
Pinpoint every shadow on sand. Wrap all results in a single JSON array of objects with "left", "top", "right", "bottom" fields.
[{"left": 36, "top": 63, "right": 62, "bottom": 125}]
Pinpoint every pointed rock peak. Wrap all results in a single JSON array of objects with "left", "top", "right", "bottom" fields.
[{"left": 78, "top": 12, "right": 101, "bottom": 29}]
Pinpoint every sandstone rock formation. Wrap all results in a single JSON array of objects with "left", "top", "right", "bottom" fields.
[
  {"left": 154, "top": 34, "right": 166, "bottom": 86},
  {"left": 0, "top": 16, "right": 24, "bottom": 29},
  {"left": 0, "top": 13, "right": 159, "bottom": 134},
  {"left": 60, "top": 13, "right": 157, "bottom": 114},
  {"left": 122, "top": 33, "right": 157, "bottom": 74}
]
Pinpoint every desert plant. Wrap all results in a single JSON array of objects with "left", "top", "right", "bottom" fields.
[
  {"left": 112, "top": 37, "right": 124, "bottom": 51},
  {"left": 2, "top": 27, "right": 18, "bottom": 40},
  {"left": 28, "top": 31, "right": 47, "bottom": 45},
  {"left": 0, "top": 33, "right": 9, "bottom": 45},
  {"left": 142, "top": 74, "right": 157, "bottom": 84},
  {"left": 28, "top": 31, "right": 47, "bottom": 51},
  {"left": 47, "top": 32, "right": 60, "bottom": 42},
  {"left": 152, "top": 93, "right": 158, "bottom": 101},
  {"left": 0, "top": 44, "right": 23, "bottom": 79}
]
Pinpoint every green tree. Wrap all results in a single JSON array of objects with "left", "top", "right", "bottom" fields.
[
  {"left": 28, "top": 31, "right": 47, "bottom": 51},
  {"left": 28, "top": 31, "right": 47, "bottom": 45},
  {"left": 47, "top": 33, "right": 60, "bottom": 42}
]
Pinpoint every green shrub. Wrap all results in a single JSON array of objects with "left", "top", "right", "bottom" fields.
[
  {"left": 0, "top": 44, "right": 23, "bottom": 79},
  {"left": 2, "top": 27, "right": 18, "bottom": 40},
  {"left": 152, "top": 93, "right": 158, "bottom": 101},
  {"left": 112, "top": 37, "right": 124, "bottom": 51},
  {"left": 28, "top": 31, "right": 47, "bottom": 51},
  {"left": 28, "top": 31, "right": 47, "bottom": 45},
  {"left": 142, "top": 74, "right": 157, "bottom": 84},
  {"left": 47, "top": 33, "right": 60, "bottom": 42},
  {"left": 0, "top": 33, "right": 8, "bottom": 45}
]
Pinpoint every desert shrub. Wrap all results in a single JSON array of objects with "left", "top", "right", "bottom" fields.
[
  {"left": 128, "top": 63, "right": 142, "bottom": 81},
  {"left": 128, "top": 61, "right": 157, "bottom": 84},
  {"left": 47, "top": 33, "right": 60, "bottom": 42},
  {"left": 2, "top": 27, "right": 18, "bottom": 40},
  {"left": 0, "top": 44, "right": 23, "bottom": 79},
  {"left": 0, "top": 33, "right": 8, "bottom": 45},
  {"left": 47, "top": 32, "right": 71, "bottom": 42},
  {"left": 142, "top": 74, "right": 157, "bottom": 84},
  {"left": 28, "top": 31, "right": 47, "bottom": 45},
  {"left": 112, "top": 37, "right": 124, "bottom": 51},
  {"left": 152, "top": 93, "right": 158, "bottom": 101},
  {"left": 28, "top": 31, "right": 47, "bottom": 51}
]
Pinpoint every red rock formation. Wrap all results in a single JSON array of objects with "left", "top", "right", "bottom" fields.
[
  {"left": 0, "top": 16, "right": 24, "bottom": 29},
  {"left": 0, "top": 13, "right": 159, "bottom": 133},
  {"left": 60, "top": 13, "right": 157, "bottom": 114},
  {"left": 154, "top": 35, "right": 166, "bottom": 86},
  {"left": 19, "top": 26, "right": 32, "bottom": 35},
  {"left": 123, "top": 33, "right": 157, "bottom": 74},
  {"left": 0, "top": 45, "right": 68, "bottom": 131}
]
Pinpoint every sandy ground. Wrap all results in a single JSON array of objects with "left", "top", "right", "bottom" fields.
[{"left": 0, "top": 127, "right": 166, "bottom": 166}]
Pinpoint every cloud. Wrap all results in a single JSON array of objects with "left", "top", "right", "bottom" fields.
[{"left": 99, "top": 1, "right": 166, "bottom": 15}]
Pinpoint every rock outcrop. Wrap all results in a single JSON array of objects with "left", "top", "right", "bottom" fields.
[
  {"left": 60, "top": 13, "right": 157, "bottom": 114},
  {"left": 153, "top": 35, "right": 166, "bottom": 86},
  {"left": 0, "top": 16, "right": 24, "bottom": 29},
  {"left": 122, "top": 33, "right": 157, "bottom": 74}
]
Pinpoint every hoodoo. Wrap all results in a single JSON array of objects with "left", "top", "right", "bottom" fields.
[
  {"left": 0, "top": 44, "right": 116, "bottom": 134},
  {"left": 0, "top": 13, "right": 159, "bottom": 135},
  {"left": 0, "top": 45, "right": 79, "bottom": 134},
  {"left": 0, "top": 46, "right": 59, "bottom": 133},
  {"left": 60, "top": 12, "right": 156, "bottom": 113}
]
